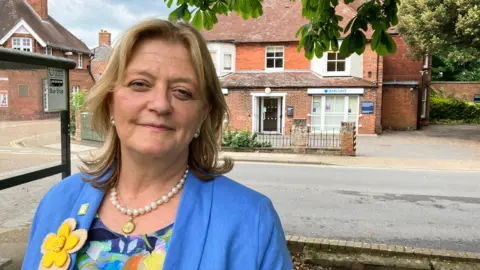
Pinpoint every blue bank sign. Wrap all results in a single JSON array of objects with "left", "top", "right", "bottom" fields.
[{"left": 307, "top": 88, "right": 364, "bottom": 95}]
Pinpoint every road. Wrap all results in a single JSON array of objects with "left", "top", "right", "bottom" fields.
[{"left": 226, "top": 163, "right": 480, "bottom": 253}]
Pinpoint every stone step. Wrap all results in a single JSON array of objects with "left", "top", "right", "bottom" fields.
[{"left": 0, "top": 258, "right": 11, "bottom": 270}]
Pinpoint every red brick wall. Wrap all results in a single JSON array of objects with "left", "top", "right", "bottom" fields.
[
  {"left": 0, "top": 69, "right": 57, "bottom": 120},
  {"left": 430, "top": 82, "right": 480, "bottom": 102},
  {"left": 383, "top": 35, "right": 423, "bottom": 83},
  {"left": 358, "top": 88, "right": 378, "bottom": 134},
  {"left": 236, "top": 42, "right": 309, "bottom": 70},
  {"left": 284, "top": 89, "right": 311, "bottom": 135},
  {"left": 382, "top": 86, "right": 418, "bottom": 130},
  {"left": 224, "top": 90, "right": 253, "bottom": 131},
  {"left": 362, "top": 43, "right": 381, "bottom": 83}
]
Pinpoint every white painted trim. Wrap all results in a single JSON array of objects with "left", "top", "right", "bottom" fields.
[
  {"left": 250, "top": 92, "right": 287, "bottom": 135},
  {"left": 260, "top": 97, "right": 282, "bottom": 134},
  {"left": 308, "top": 88, "right": 364, "bottom": 95},
  {"left": 221, "top": 88, "right": 228, "bottom": 94},
  {"left": 322, "top": 51, "right": 352, "bottom": 76},
  {"left": 0, "top": 19, "right": 46, "bottom": 47},
  {"left": 0, "top": 77, "right": 8, "bottom": 81}
]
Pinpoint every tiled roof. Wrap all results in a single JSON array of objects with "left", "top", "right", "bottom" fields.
[
  {"left": 219, "top": 71, "right": 377, "bottom": 88},
  {"left": 0, "top": 0, "right": 91, "bottom": 54},
  {"left": 91, "top": 45, "right": 112, "bottom": 62},
  {"left": 201, "top": 0, "right": 375, "bottom": 43}
]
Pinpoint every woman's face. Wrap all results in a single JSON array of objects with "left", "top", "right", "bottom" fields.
[{"left": 111, "top": 38, "right": 208, "bottom": 159}]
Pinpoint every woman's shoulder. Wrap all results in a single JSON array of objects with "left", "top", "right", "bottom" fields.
[
  {"left": 46, "top": 172, "right": 89, "bottom": 196},
  {"left": 210, "top": 174, "right": 273, "bottom": 209}
]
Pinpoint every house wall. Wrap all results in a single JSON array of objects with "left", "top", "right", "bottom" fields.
[
  {"left": 382, "top": 86, "right": 419, "bottom": 130},
  {"left": 223, "top": 88, "right": 378, "bottom": 135},
  {"left": 235, "top": 42, "right": 309, "bottom": 70},
  {"left": 430, "top": 82, "right": 480, "bottom": 102},
  {"left": 383, "top": 35, "right": 424, "bottom": 83},
  {"left": 1, "top": 35, "right": 94, "bottom": 120}
]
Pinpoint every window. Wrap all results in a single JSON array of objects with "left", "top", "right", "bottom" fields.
[
  {"left": 265, "top": 46, "right": 284, "bottom": 69},
  {"left": 72, "top": 86, "right": 80, "bottom": 95},
  {"left": 327, "top": 52, "right": 346, "bottom": 72},
  {"left": 209, "top": 51, "right": 217, "bottom": 69},
  {"left": 18, "top": 84, "right": 29, "bottom": 97},
  {"left": 224, "top": 53, "right": 232, "bottom": 71},
  {"left": 474, "top": 94, "right": 480, "bottom": 103},
  {"left": 12, "top": 37, "right": 32, "bottom": 52},
  {"left": 311, "top": 95, "right": 359, "bottom": 132},
  {"left": 45, "top": 47, "right": 52, "bottom": 55},
  {"left": 421, "top": 87, "right": 427, "bottom": 118},
  {"left": 78, "top": 53, "right": 83, "bottom": 69}
]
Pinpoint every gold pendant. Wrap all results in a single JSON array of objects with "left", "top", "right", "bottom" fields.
[{"left": 122, "top": 217, "right": 135, "bottom": 234}]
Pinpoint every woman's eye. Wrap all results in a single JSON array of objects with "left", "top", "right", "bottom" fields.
[
  {"left": 174, "top": 89, "right": 193, "bottom": 99},
  {"left": 129, "top": 81, "right": 149, "bottom": 91}
]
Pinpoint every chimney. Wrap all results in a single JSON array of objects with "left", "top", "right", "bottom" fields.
[
  {"left": 99, "top": 30, "right": 111, "bottom": 47},
  {"left": 27, "top": 0, "right": 48, "bottom": 20}
]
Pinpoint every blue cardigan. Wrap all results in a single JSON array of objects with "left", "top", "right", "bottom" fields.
[{"left": 22, "top": 169, "right": 293, "bottom": 269}]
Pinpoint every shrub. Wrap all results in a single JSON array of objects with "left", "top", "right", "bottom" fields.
[
  {"left": 222, "top": 126, "right": 272, "bottom": 148},
  {"left": 70, "top": 91, "right": 86, "bottom": 136},
  {"left": 430, "top": 96, "right": 480, "bottom": 124}
]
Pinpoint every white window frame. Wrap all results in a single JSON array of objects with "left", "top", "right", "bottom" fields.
[
  {"left": 209, "top": 50, "right": 218, "bottom": 70},
  {"left": 265, "top": 46, "right": 284, "bottom": 71},
  {"left": 45, "top": 46, "right": 52, "bottom": 55},
  {"left": 251, "top": 92, "right": 287, "bottom": 135},
  {"left": 423, "top": 54, "right": 429, "bottom": 69},
  {"left": 223, "top": 53, "right": 232, "bottom": 72},
  {"left": 78, "top": 53, "right": 83, "bottom": 69},
  {"left": 421, "top": 87, "right": 427, "bottom": 119},
  {"left": 72, "top": 86, "right": 80, "bottom": 95},
  {"left": 12, "top": 37, "right": 33, "bottom": 52},
  {"left": 309, "top": 95, "right": 360, "bottom": 133},
  {"left": 323, "top": 51, "right": 351, "bottom": 76},
  {"left": 474, "top": 94, "right": 480, "bottom": 103}
]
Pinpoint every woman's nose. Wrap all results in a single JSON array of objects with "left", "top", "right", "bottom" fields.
[{"left": 146, "top": 85, "right": 173, "bottom": 115}]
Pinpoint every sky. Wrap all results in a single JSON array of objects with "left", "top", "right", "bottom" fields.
[{"left": 48, "top": 0, "right": 174, "bottom": 49}]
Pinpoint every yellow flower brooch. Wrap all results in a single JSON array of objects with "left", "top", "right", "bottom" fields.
[{"left": 39, "top": 218, "right": 87, "bottom": 270}]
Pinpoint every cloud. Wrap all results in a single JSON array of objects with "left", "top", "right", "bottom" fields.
[{"left": 48, "top": 0, "right": 173, "bottom": 48}]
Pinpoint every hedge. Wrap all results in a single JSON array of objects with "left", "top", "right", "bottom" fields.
[{"left": 430, "top": 96, "right": 480, "bottom": 124}]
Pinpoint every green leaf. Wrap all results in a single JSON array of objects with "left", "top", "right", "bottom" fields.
[
  {"left": 376, "top": 42, "right": 388, "bottom": 56},
  {"left": 339, "top": 35, "right": 352, "bottom": 58},
  {"left": 191, "top": 9, "right": 203, "bottom": 29},
  {"left": 203, "top": 10, "right": 214, "bottom": 30},
  {"left": 344, "top": 17, "right": 355, "bottom": 34},
  {"left": 305, "top": 48, "right": 314, "bottom": 60},
  {"left": 385, "top": 32, "right": 397, "bottom": 54},
  {"left": 182, "top": 8, "right": 191, "bottom": 22},
  {"left": 391, "top": 14, "right": 398, "bottom": 26},
  {"left": 315, "top": 43, "right": 324, "bottom": 58},
  {"left": 354, "top": 31, "right": 367, "bottom": 54},
  {"left": 371, "top": 30, "right": 381, "bottom": 50},
  {"left": 331, "top": 38, "right": 339, "bottom": 51},
  {"left": 166, "top": 0, "right": 174, "bottom": 8}
]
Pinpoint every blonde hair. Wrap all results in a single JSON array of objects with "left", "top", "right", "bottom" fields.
[{"left": 79, "top": 19, "right": 233, "bottom": 189}]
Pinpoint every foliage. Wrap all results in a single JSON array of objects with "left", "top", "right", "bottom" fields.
[
  {"left": 165, "top": 0, "right": 400, "bottom": 59},
  {"left": 429, "top": 94, "right": 480, "bottom": 124},
  {"left": 397, "top": 0, "right": 480, "bottom": 63},
  {"left": 431, "top": 55, "right": 480, "bottom": 81},
  {"left": 222, "top": 126, "right": 272, "bottom": 148},
  {"left": 70, "top": 91, "right": 86, "bottom": 136}
]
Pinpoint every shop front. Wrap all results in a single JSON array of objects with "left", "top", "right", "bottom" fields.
[{"left": 308, "top": 88, "right": 363, "bottom": 133}]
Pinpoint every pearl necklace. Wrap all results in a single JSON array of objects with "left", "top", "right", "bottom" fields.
[{"left": 110, "top": 166, "right": 188, "bottom": 234}]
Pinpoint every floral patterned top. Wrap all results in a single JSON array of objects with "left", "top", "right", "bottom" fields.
[{"left": 74, "top": 216, "right": 173, "bottom": 269}]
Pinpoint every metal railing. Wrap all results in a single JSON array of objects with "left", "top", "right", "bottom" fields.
[
  {"left": 307, "top": 127, "right": 340, "bottom": 148},
  {"left": 255, "top": 131, "right": 292, "bottom": 148}
]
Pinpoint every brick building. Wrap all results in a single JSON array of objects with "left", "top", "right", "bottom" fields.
[
  {"left": 202, "top": 0, "right": 431, "bottom": 134},
  {"left": 90, "top": 30, "right": 113, "bottom": 81},
  {"left": 0, "top": 0, "right": 94, "bottom": 120}
]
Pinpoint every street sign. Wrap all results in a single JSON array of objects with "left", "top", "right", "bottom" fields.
[
  {"left": 45, "top": 67, "right": 67, "bottom": 112},
  {"left": 361, "top": 101, "right": 374, "bottom": 114}
]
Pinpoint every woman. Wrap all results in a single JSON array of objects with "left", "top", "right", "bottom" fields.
[{"left": 22, "top": 19, "right": 293, "bottom": 269}]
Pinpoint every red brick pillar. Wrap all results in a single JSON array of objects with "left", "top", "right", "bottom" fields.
[
  {"left": 291, "top": 119, "right": 307, "bottom": 154},
  {"left": 340, "top": 122, "right": 356, "bottom": 156}
]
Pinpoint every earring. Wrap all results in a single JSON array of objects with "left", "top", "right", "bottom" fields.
[
  {"left": 110, "top": 116, "right": 115, "bottom": 126},
  {"left": 193, "top": 129, "right": 200, "bottom": 138}
]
